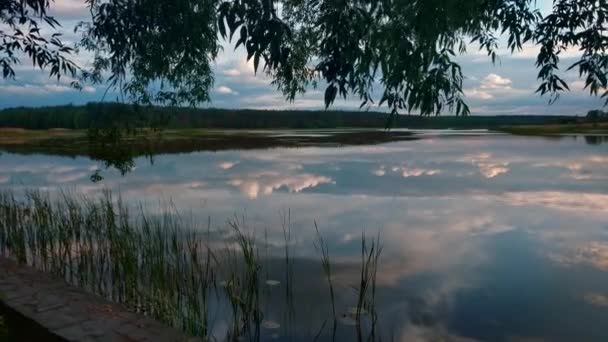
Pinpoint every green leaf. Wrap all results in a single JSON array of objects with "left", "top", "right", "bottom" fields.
[{"left": 324, "top": 84, "right": 337, "bottom": 109}]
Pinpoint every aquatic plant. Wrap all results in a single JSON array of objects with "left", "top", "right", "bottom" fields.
[
  {"left": 0, "top": 190, "right": 217, "bottom": 336},
  {"left": 0, "top": 189, "right": 385, "bottom": 341}
]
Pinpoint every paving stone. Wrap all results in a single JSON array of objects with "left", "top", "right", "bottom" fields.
[
  {"left": 54, "top": 324, "right": 92, "bottom": 341},
  {"left": 35, "top": 307, "right": 88, "bottom": 330},
  {"left": 0, "top": 257, "right": 199, "bottom": 341}
]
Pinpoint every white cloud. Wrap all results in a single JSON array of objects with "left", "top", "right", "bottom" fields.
[
  {"left": 549, "top": 242, "right": 608, "bottom": 271},
  {"left": 533, "top": 158, "right": 608, "bottom": 181},
  {"left": 401, "top": 168, "right": 441, "bottom": 178},
  {"left": 223, "top": 68, "right": 242, "bottom": 77},
  {"left": 589, "top": 156, "right": 608, "bottom": 164},
  {"left": 463, "top": 73, "right": 527, "bottom": 102},
  {"left": 478, "top": 163, "right": 509, "bottom": 178},
  {"left": 216, "top": 86, "right": 238, "bottom": 95},
  {"left": 0, "top": 84, "right": 80, "bottom": 95},
  {"left": 570, "top": 80, "right": 587, "bottom": 92},
  {"left": 1, "top": 12, "right": 602, "bottom": 115},
  {"left": 465, "top": 89, "right": 494, "bottom": 100},
  {"left": 217, "top": 161, "right": 239, "bottom": 170},
  {"left": 465, "top": 42, "right": 582, "bottom": 61},
  {"left": 372, "top": 169, "right": 386, "bottom": 176},
  {"left": 372, "top": 165, "right": 386, "bottom": 176},
  {"left": 463, "top": 152, "right": 509, "bottom": 178},
  {"left": 228, "top": 171, "right": 333, "bottom": 199},
  {"left": 387, "top": 165, "right": 441, "bottom": 178},
  {"left": 501, "top": 191, "right": 608, "bottom": 212},
  {"left": 508, "top": 43, "right": 583, "bottom": 60},
  {"left": 480, "top": 74, "right": 513, "bottom": 89},
  {"left": 49, "top": 0, "right": 89, "bottom": 19}
]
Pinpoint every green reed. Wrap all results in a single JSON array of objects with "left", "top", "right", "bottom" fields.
[
  {"left": 0, "top": 189, "right": 384, "bottom": 341},
  {"left": 357, "top": 232, "right": 382, "bottom": 340},
  {"left": 0, "top": 190, "right": 216, "bottom": 336},
  {"left": 314, "top": 221, "right": 336, "bottom": 320}
]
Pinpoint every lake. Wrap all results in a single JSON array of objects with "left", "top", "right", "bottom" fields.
[{"left": 1, "top": 130, "right": 608, "bottom": 341}]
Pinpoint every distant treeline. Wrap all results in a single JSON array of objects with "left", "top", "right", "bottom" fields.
[{"left": 0, "top": 102, "right": 585, "bottom": 130}]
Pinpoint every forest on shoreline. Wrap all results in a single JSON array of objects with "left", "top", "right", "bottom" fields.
[{"left": 0, "top": 103, "right": 586, "bottom": 130}]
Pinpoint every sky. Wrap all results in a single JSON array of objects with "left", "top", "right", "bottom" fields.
[{"left": 0, "top": 0, "right": 605, "bottom": 115}]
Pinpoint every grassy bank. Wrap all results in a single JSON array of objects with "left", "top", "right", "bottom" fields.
[{"left": 0, "top": 190, "right": 383, "bottom": 340}]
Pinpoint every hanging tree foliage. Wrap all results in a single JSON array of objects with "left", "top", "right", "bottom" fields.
[
  {"left": 0, "top": 0, "right": 78, "bottom": 81},
  {"left": 2, "top": 0, "right": 608, "bottom": 116}
]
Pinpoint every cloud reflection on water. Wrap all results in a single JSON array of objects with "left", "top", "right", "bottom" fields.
[
  {"left": 1, "top": 133, "right": 608, "bottom": 340},
  {"left": 227, "top": 171, "right": 334, "bottom": 199}
]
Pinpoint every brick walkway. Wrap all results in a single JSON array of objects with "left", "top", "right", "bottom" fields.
[{"left": 0, "top": 258, "right": 199, "bottom": 341}]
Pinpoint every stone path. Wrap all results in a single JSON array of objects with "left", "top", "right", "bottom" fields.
[{"left": 0, "top": 258, "right": 199, "bottom": 341}]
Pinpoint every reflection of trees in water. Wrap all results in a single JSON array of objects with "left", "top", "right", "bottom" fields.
[
  {"left": 584, "top": 135, "right": 608, "bottom": 145},
  {"left": 87, "top": 127, "right": 159, "bottom": 182},
  {"left": 544, "top": 135, "right": 608, "bottom": 146},
  {"left": 84, "top": 129, "right": 417, "bottom": 182},
  {"left": 83, "top": 132, "right": 608, "bottom": 183}
]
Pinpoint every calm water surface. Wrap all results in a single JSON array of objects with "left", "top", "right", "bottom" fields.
[{"left": 1, "top": 131, "right": 608, "bottom": 341}]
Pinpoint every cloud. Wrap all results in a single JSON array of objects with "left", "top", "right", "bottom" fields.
[
  {"left": 50, "top": 166, "right": 78, "bottom": 174},
  {"left": 48, "top": 172, "right": 89, "bottom": 183},
  {"left": 0, "top": 162, "right": 97, "bottom": 177},
  {"left": 387, "top": 165, "right": 441, "bottom": 178},
  {"left": 216, "top": 86, "right": 238, "bottom": 95},
  {"left": 463, "top": 73, "right": 530, "bottom": 103},
  {"left": 372, "top": 168, "right": 386, "bottom": 176},
  {"left": 463, "top": 153, "right": 509, "bottom": 178},
  {"left": 584, "top": 293, "right": 608, "bottom": 307},
  {"left": 480, "top": 74, "right": 513, "bottom": 89},
  {"left": 501, "top": 192, "right": 608, "bottom": 212},
  {"left": 49, "top": 0, "right": 90, "bottom": 19},
  {"left": 1, "top": 7, "right": 604, "bottom": 115},
  {"left": 533, "top": 158, "right": 608, "bottom": 181},
  {"left": 143, "top": 182, "right": 206, "bottom": 196},
  {"left": 217, "top": 161, "right": 239, "bottom": 170},
  {"left": 508, "top": 43, "right": 582, "bottom": 60},
  {"left": 222, "top": 68, "right": 242, "bottom": 77},
  {"left": 549, "top": 242, "right": 608, "bottom": 271},
  {"left": 401, "top": 168, "right": 441, "bottom": 178},
  {"left": 464, "top": 41, "right": 582, "bottom": 62},
  {"left": 465, "top": 89, "right": 494, "bottom": 100},
  {"left": 286, "top": 163, "right": 303, "bottom": 170},
  {"left": 0, "top": 83, "right": 94, "bottom": 95},
  {"left": 478, "top": 163, "right": 509, "bottom": 178},
  {"left": 450, "top": 215, "right": 515, "bottom": 236},
  {"left": 570, "top": 80, "right": 587, "bottom": 92},
  {"left": 589, "top": 156, "right": 608, "bottom": 163},
  {"left": 228, "top": 171, "right": 333, "bottom": 199}
]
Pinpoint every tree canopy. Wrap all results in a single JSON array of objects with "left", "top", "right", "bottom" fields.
[{"left": 2, "top": 0, "right": 608, "bottom": 116}]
